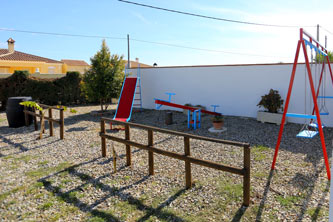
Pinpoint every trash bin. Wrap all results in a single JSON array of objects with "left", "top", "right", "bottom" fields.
[{"left": 6, "top": 96, "right": 33, "bottom": 128}]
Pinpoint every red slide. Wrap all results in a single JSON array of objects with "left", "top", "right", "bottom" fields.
[{"left": 114, "top": 77, "right": 138, "bottom": 122}]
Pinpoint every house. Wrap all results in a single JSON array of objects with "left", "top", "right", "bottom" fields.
[
  {"left": 61, "top": 59, "right": 90, "bottom": 74},
  {"left": 0, "top": 38, "right": 65, "bottom": 74},
  {"left": 125, "top": 59, "right": 151, "bottom": 68}
]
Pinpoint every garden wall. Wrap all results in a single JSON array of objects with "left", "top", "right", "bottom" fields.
[{"left": 130, "top": 63, "right": 333, "bottom": 127}]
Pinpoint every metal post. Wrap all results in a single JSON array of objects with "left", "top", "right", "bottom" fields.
[
  {"left": 271, "top": 40, "right": 302, "bottom": 170},
  {"left": 127, "top": 34, "right": 130, "bottom": 69},
  {"left": 317, "top": 24, "right": 320, "bottom": 41}
]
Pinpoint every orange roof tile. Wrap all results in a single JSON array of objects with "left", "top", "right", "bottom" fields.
[
  {"left": 61, "top": 59, "right": 90, "bottom": 66},
  {"left": 0, "top": 49, "right": 62, "bottom": 63},
  {"left": 125, "top": 60, "right": 151, "bottom": 68}
]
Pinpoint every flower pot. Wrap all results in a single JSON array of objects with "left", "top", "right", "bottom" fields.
[
  {"left": 257, "top": 111, "right": 286, "bottom": 125},
  {"left": 213, "top": 121, "right": 224, "bottom": 130}
]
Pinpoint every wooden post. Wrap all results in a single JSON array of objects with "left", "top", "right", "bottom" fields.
[
  {"left": 112, "top": 143, "right": 117, "bottom": 173},
  {"left": 243, "top": 145, "right": 251, "bottom": 206},
  {"left": 24, "top": 106, "right": 29, "bottom": 126},
  {"left": 33, "top": 108, "right": 38, "bottom": 131},
  {"left": 148, "top": 129, "right": 154, "bottom": 175},
  {"left": 125, "top": 125, "right": 131, "bottom": 166},
  {"left": 48, "top": 108, "right": 53, "bottom": 136},
  {"left": 39, "top": 110, "right": 45, "bottom": 133},
  {"left": 60, "top": 109, "right": 64, "bottom": 140},
  {"left": 101, "top": 119, "right": 106, "bottom": 157},
  {"left": 184, "top": 136, "right": 192, "bottom": 189}
]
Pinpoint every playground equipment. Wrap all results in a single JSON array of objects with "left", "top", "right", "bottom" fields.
[
  {"left": 111, "top": 75, "right": 138, "bottom": 129},
  {"left": 154, "top": 93, "right": 222, "bottom": 130},
  {"left": 110, "top": 63, "right": 143, "bottom": 129},
  {"left": 271, "top": 28, "right": 333, "bottom": 180},
  {"left": 132, "top": 62, "right": 143, "bottom": 110}
]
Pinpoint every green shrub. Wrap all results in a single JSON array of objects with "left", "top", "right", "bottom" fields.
[
  {"left": 257, "top": 89, "right": 284, "bottom": 113},
  {"left": 0, "top": 71, "right": 85, "bottom": 110}
]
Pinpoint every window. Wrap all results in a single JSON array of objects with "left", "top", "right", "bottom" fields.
[
  {"left": 0, "top": 67, "right": 9, "bottom": 74},
  {"left": 48, "top": 66, "right": 55, "bottom": 74}
]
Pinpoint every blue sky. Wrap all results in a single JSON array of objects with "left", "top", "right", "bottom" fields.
[{"left": 0, "top": 0, "right": 332, "bottom": 66}]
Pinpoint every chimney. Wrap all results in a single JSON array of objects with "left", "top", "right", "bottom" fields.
[{"left": 7, "top": 38, "right": 15, "bottom": 53}]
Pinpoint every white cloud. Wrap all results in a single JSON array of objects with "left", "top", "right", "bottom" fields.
[{"left": 132, "top": 12, "right": 151, "bottom": 25}]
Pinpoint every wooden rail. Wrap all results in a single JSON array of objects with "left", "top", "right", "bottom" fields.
[
  {"left": 23, "top": 104, "right": 65, "bottom": 139},
  {"left": 100, "top": 118, "right": 251, "bottom": 206}
]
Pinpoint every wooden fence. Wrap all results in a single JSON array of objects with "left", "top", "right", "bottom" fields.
[
  {"left": 23, "top": 104, "right": 65, "bottom": 139},
  {"left": 100, "top": 118, "right": 251, "bottom": 206}
]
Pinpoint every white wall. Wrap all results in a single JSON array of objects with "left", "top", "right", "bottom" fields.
[{"left": 130, "top": 63, "right": 333, "bottom": 126}]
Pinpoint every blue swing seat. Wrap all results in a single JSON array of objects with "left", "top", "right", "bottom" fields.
[
  {"left": 296, "top": 130, "right": 318, "bottom": 138},
  {"left": 286, "top": 113, "right": 317, "bottom": 119},
  {"left": 318, "top": 96, "right": 333, "bottom": 99}
]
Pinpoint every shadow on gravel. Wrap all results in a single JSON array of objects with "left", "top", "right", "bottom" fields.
[
  {"left": 255, "top": 170, "right": 274, "bottom": 221},
  {"left": 294, "top": 159, "right": 328, "bottom": 221},
  {"left": 255, "top": 159, "right": 330, "bottom": 221},
  {"left": 39, "top": 158, "right": 186, "bottom": 222},
  {"left": 0, "top": 134, "right": 58, "bottom": 157},
  {"left": 97, "top": 148, "right": 143, "bottom": 165},
  {"left": 63, "top": 110, "right": 115, "bottom": 127},
  {"left": 231, "top": 206, "right": 248, "bottom": 222},
  {"left": 66, "top": 126, "right": 88, "bottom": 132}
]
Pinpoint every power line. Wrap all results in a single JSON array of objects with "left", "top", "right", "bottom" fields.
[
  {"left": 130, "top": 38, "right": 289, "bottom": 58},
  {"left": 0, "top": 27, "right": 289, "bottom": 59},
  {"left": 119, "top": 0, "right": 315, "bottom": 28},
  {"left": 320, "top": 25, "right": 333, "bottom": 36},
  {"left": 0, "top": 28, "right": 125, "bottom": 40}
]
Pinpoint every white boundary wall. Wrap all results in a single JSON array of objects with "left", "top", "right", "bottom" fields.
[{"left": 130, "top": 63, "right": 333, "bottom": 127}]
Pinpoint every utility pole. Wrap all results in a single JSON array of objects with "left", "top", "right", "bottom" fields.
[
  {"left": 317, "top": 24, "right": 320, "bottom": 41},
  {"left": 325, "top": 36, "right": 327, "bottom": 48},
  {"left": 127, "top": 34, "right": 130, "bottom": 69}
]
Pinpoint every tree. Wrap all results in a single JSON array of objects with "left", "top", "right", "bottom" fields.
[
  {"left": 315, "top": 50, "right": 333, "bottom": 63},
  {"left": 82, "top": 40, "right": 125, "bottom": 111}
]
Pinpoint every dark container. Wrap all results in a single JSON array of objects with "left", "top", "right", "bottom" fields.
[
  {"left": 165, "top": 112, "right": 173, "bottom": 125},
  {"left": 6, "top": 96, "right": 33, "bottom": 128}
]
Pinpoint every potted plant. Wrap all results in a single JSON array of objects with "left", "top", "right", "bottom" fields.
[
  {"left": 211, "top": 115, "right": 224, "bottom": 130},
  {"left": 257, "top": 89, "right": 285, "bottom": 125}
]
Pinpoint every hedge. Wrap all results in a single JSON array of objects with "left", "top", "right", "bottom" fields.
[{"left": 0, "top": 71, "right": 86, "bottom": 110}]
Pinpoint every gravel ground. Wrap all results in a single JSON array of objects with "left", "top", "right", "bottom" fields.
[{"left": 0, "top": 105, "right": 332, "bottom": 221}]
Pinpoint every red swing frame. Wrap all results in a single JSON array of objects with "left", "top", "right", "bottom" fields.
[{"left": 271, "top": 28, "right": 333, "bottom": 180}]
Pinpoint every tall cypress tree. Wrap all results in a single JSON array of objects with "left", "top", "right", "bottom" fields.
[{"left": 82, "top": 40, "right": 125, "bottom": 111}]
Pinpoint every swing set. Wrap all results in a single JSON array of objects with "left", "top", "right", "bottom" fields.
[{"left": 271, "top": 28, "right": 333, "bottom": 180}]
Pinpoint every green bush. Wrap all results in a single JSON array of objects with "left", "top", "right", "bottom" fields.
[
  {"left": 0, "top": 71, "right": 86, "bottom": 110},
  {"left": 257, "top": 89, "right": 284, "bottom": 113}
]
